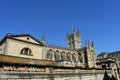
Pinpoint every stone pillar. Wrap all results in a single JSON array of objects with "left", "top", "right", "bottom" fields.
[{"left": 82, "top": 54, "right": 85, "bottom": 63}]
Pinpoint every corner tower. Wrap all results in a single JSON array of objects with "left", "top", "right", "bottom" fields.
[
  {"left": 66, "top": 28, "right": 82, "bottom": 49},
  {"left": 85, "top": 41, "right": 97, "bottom": 68}
]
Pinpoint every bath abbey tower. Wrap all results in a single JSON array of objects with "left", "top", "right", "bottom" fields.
[
  {"left": 66, "top": 28, "right": 81, "bottom": 49},
  {"left": 67, "top": 28, "right": 96, "bottom": 68}
]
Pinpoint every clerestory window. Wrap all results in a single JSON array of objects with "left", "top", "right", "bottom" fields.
[
  {"left": 47, "top": 50, "right": 53, "bottom": 60},
  {"left": 72, "top": 53, "right": 76, "bottom": 62}
]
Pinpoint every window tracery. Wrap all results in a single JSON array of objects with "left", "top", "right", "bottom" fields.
[
  {"left": 67, "top": 52, "right": 72, "bottom": 61},
  {"left": 54, "top": 51, "right": 61, "bottom": 61},
  {"left": 72, "top": 53, "right": 76, "bottom": 62},
  {"left": 78, "top": 53, "right": 83, "bottom": 63},
  {"left": 61, "top": 51, "right": 66, "bottom": 61},
  {"left": 47, "top": 49, "right": 53, "bottom": 60}
]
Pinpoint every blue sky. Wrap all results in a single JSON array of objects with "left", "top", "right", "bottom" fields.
[{"left": 0, "top": 0, "right": 120, "bottom": 54}]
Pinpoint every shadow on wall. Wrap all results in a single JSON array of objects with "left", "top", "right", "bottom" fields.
[{"left": 103, "top": 71, "right": 116, "bottom": 80}]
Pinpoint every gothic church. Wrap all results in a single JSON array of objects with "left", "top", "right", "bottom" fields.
[{"left": 0, "top": 28, "right": 118, "bottom": 80}]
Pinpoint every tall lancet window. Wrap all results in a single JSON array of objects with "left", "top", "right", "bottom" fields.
[
  {"left": 47, "top": 49, "right": 53, "bottom": 60},
  {"left": 61, "top": 51, "right": 66, "bottom": 61},
  {"left": 55, "top": 51, "right": 61, "bottom": 61},
  {"left": 78, "top": 53, "right": 83, "bottom": 63},
  {"left": 67, "top": 52, "right": 72, "bottom": 61},
  {"left": 72, "top": 53, "right": 76, "bottom": 62}
]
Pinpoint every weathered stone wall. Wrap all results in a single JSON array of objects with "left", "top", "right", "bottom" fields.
[
  {"left": 0, "top": 70, "right": 112, "bottom": 80},
  {"left": 0, "top": 42, "right": 6, "bottom": 54},
  {"left": 5, "top": 39, "right": 43, "bottom": 59}
]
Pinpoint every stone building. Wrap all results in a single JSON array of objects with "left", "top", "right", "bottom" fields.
[
  {"left": 0, "top": 28, "right": 118, "bottom": 80},
  {"left": 98, "top": 51, "right": 120, "bottom": 75}
]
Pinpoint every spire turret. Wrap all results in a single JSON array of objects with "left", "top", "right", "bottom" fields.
[
  {"left": 41, "top": 36, "right": 46, "bottom": 45},
  {"left": 72, "top": 26, "right": 76, "bottom": 34}
]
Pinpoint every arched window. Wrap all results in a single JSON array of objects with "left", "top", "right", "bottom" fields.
[
  {"left": 47, "top": 49, "right": 53, "bottom": 60},
  {"left": 61, "top": 51, "right": 66, "bottom": 61},
  {"left": 78, "top": 53, "right": 83, "bottom": 63},
  {"left": 20, "top": 48, "right": 32, "bottom": 55},
  {"left": 54, "top": 51, "right": 61, "bottom": 61},
  {"left": 67, "top": 52, "right": 72, "bottom": 61},
  {"left": 72, "top": 53, "right": 76, "bottom": 62}
]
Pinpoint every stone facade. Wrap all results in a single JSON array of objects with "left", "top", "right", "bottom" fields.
[
  {"left": 0, "top": 29, "right": 119, "bottom": 80},
  {"left": 98, "top": 51, "right": 120, "bottom": 75},
  {"left": 0, "top": 70, "right": 112, "bottom": 80},
  {"left": 0, "top": 29, "right": 96, "bottom": 68}
]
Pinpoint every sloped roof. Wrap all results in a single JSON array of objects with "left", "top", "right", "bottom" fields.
[
  {"left": 109, "top": 50, "right": 120, "bottom": 54},
  {"left": 0, "top": 33, "right": 44, "bottom": 46},
  {"left": 97, "top": 52, "right": 108, "bottom": 57}
]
